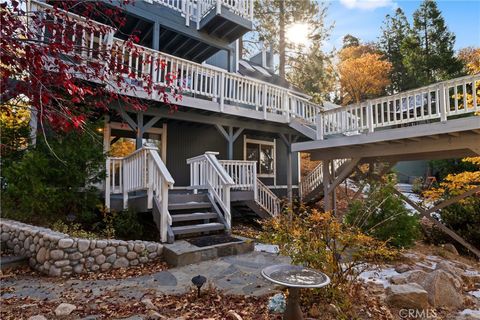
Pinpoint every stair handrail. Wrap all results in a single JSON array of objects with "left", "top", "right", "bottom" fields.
[
  {"left": 255, "top": 178, "right": 281, "bottom": 217},
  {"left": 300, "top": 158, "right": 350, "bottom": 200},
  {"left": 105, "top": 146, "right": 174, "bottom": 242},
  {"left": 187, "top": 152, "right": 235, "bottom": 229}
]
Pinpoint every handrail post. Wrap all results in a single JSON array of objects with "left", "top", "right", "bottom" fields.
[
  {"left": 160, "top": 180, "right": 169, "bottom": 242},
  {"left": 367, "top": 102, "right": 374, "bottom": 133},
  {"left": 316, "top": 113, "right": 324, "bottom": 140},
  {"left": 185, "top": 0, "right": 190, "bottom": 27},
  {"left": 216, "top": 0, "right": 221, "bottom": 14},
  {"left": 439, "top": 84, "right": 448, "bottom": 123},
  {"left": 196, "top": 0, "right": 200, "bottom": 29},
  {"left": 253, "top": 166, "right": 258, "bottom": 200},
  {"left": 219, "top": 72, "right": 225, "bottom": 111},
  {"left": 147, "top": 153, "right": 153, "bottom": 209},
  {"left": 105, "top": 158, "right": 111, "bottom": 211},
  {"left": 122, "top": 159, "right": 128, "bottom": 209},
  {"left": 249, "top": 0, "right": 253, "bottom": 20},
  {"left": 284, "top": 93, "right": 290, "bottom": 122},
  {"left": 263, "top": 84, "right": 268, "bottom": 119},
  {"left": 225, "top": 186, "right": 231, "bottom": 230}
]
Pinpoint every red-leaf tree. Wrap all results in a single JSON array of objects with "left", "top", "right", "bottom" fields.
[{"left": 1, "top": 0, "right": 182, "bottom": 133}]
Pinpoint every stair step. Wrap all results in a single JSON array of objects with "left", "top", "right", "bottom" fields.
[
  {"left": 171, "top": 212, "right": 217, "bottom": 222},
  {"left": 172, "top": 223, "right": 225, "bottom": 235},
  {"left": 168, "top": 202, "right": 211, "bottom": 210}
]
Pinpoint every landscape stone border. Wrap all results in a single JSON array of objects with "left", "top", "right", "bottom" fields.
[{"left": 0, "top": 219, "right": 163, "bottom": 276}]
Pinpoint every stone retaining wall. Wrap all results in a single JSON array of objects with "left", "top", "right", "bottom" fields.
[{"left": 0, "top": 219, "right": 163, "bottom": 276}]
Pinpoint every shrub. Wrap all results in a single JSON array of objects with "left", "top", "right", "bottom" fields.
[
  {"left": 261, "top": 205, "right": 398, "bottom": 290},
  {"left": 52, "top": 220, "right": 98, "bottom": 239},
  {"left": 1, "top": 123, "right": 105, "bottom": 226},
  {"left": 344, "top": 176, "right": 420, "bottom": 248},
  {"left": 113, "top": 209, "right": 144, "bottom": 240}
]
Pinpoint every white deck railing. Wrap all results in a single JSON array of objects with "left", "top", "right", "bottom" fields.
[
  {"left": 187, "top": 152, "right": 236, "bottom": 229},
  {"left": 318, "top": 74, "right": 480, "bottom": 138},
  {"left": 105, "top": 147, "right": 174, "bottom": 242},
  {"left": 146, "top": 0, "right": 253, "bottom": 24},
  {"left": 300, "top": 159, "right": 349, "bottom": 199},
  {"left": 30, "top": 1, "right": 320, "bottom": 128},
  {"left": 256, "top": 178, "right": 281, "bottom": 216}
]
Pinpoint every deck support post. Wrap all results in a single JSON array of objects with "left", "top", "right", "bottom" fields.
[
  {"left": 136, "top": 112, "right": 144, "bottom": 149},
  {"left": 215, "top": 125, "right": 244, "bottom": 160},
  {"left": 280, "top": 133, "right": 298, "bottom": 210},
  {"left": 322, "top": 160, "right": 332, "bottom": 212},
  {"left": 152, "top": 22, "right": 160, "bottom": 51}
]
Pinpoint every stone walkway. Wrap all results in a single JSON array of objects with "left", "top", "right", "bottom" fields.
[{"left": 2, "top": 251, "right": 290, "bottom": 301}]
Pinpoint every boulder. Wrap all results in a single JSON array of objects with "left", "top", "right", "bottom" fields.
[
  {"left": 54, "top": 303, "right": 76, "bottom": 316},
  {"left": 390, "top": 274, "right": 408, "bottom": 285},
  {"left": 395, "top": 264, "right": 412, "bottom": 273},
  {"left": 385, "top": 283, "right": 429, "bottom": 310},
  {"left": 50, "top": 249, "right": 64, "bottom": 260},
  {"left": 77, "top": 239, "right": 90, "bottom": 252},
  {"left": 113, "top": 257, "right": 129, "bottom": 268},
  {"left": 36, "top": 247, "right": 47, "bottom": 264},
  {"left": 58, "top": 238, "right": 74, "bottom": 249},
  {"left": 435, "top": 261, "right": 464, "bottom": 288},
  {"left": 443, "top": 243, "right": 459, "bottom": 255},
  {"left": 405, "top": 269, "right": 429, "bottom": 285},
  {"left": 422, "top": 269, "right": 464, "bottom": 308}
]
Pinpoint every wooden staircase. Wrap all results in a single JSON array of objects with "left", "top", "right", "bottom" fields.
[{"left": 166, "top": 192, "right": 227, "bottom": 242}]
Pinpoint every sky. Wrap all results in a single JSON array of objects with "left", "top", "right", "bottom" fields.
[{"left": 321, "top": 0, "right": 480, "bottom": 52}]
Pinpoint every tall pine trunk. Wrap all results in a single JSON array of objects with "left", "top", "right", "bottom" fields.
[{"left": 279, "top": 0, "right": 286, "bottom": 79}]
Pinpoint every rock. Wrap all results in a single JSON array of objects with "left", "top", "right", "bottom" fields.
[
  {"left": 395, "top": 264, "right": 411, "bottom": 273},
  {"left": 139, "top": 257, "right": 148, "bottom": 264},
  {"left": 141, "top": 298, "right": 157, "bottom": 310},
  {"left": 134, "top": 243, "right": 145, "bottom": 253},
  {"left": 100, "top": 263, "right": 111, "bottom": 271},
  {"left": 91, "top": 248, "right": 103, "bottom": 256},
  {"left": 95, "top": 254, "right": 106, "bottom": 265},
  {"left": 117, "top": 246, "right": 128, "bottom": 256},
  {"left": 405, "top": 270, "right": 429, "bottom": 285},
  {"left": 36, "top": 247, "right": 47, "bottom": 264},
  {"left": 113, "top": 257, "right": 129, "bottom": 268},
  {"left": 104, "top": 246, "right": 116, "bottom": 255},
  {"left": 148, "top": 252, "right": 157, "bottom": 259},
  {"left": 55, "top": 303, "right": 77, "bottom": 316},
  {"left": 69, "top": 252, "right": 82, "bottom": 260},
  {"left": 422, "top": 270, "right": 464, "bottom": 308},
  {"left": 146, "top": 310, "right": 164, "bottom": 320},
  {"left": 73, "top": 264, "right": 84, "bottom": 274},
  {"left": 58, "top": 238, "right": 74, "bottom": 249},
  {"left": 436, "top": 261, "right": 464, "bottom": 285},
  {"left": 390, "top": 274, "right": 408, "bottom": 285},
  {"left": 49, "top": 249, "right": 64, "bottom": 260},
  {"left": 28, "top": 315, "right": 47, "bottom": 320},
  {"left": 96, "top": 240, "right": 107, "bottom": 249},
  {"left": 54, "top": 260, "right": 70, "bottom": 268},
  {"left": 49, "top": 266, "right": 62, "bottom": 277},
  {"left": 444, "top": 243, "right": 459, "bottom": 255},
  {"left": 385, "top": 283, "right": 430, "bottom": 310},
  {"left": 106, "top": 254, "right": 117, "bottom": 264},
  {"left": 146, "top": 243, "right": 157, "bottom": 253},
  {"left": 130, "top": 259, "right": 139, "bottom": 266},
  {"left": 126, "top": 251, "right": 138, "bottom": 260},
  {"left": 77, "top": 239, "right": 90, "bottom": 252}
]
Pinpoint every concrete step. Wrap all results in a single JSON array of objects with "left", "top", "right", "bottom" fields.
[
  {"left": 171, "top": 212, "right": 217, "bottom": 222},
  {"left": 168, "top": 202, "right": 211, "bottom": 210},
  {"left": 172, "top": 222, "right": 224, "bottom": 235}
]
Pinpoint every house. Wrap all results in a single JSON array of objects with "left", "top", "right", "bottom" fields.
[{"left": 29, "top": 0, "right": 480, "bottom": 245}]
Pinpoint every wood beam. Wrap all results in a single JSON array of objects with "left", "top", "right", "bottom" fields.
[
  {"left": 142, "top": 116, "right": 161, "bottom": 133},
  {"left": 392, "top": 188, "right": 480, "bottom": 259},
  {"left": 327, "top": 158, "right": 361, "bottom": 195},
  {"left": 136, "top": 112, "right": 144, "bottom": 149}
]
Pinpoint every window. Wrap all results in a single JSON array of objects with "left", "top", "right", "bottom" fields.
[{"left": 244, "top": 138, "right": 275, "bottom": 177}]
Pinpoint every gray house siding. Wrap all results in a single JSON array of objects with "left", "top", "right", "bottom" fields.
[{"left": 165, "top": 120, "right": 299, "bottom": 187}]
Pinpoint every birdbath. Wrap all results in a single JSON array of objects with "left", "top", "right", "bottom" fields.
[{"left": 261, "top": 264, "right": 330, "bottom": 320}]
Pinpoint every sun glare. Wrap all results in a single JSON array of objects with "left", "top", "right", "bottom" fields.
[{"left": 286, "top": 23, "right": 311, "bottom": 46}]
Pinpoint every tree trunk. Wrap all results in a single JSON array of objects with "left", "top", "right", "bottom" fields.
[{"left": 279, "top": 0, "right": 286, "bottom": 79}]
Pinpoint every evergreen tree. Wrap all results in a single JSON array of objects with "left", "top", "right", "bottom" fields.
[
  {"left": 254, "top": 0, "right": 330, "bottom": 79},
  {"left": 342, "top": 34, "right": 360, "bottom": 49},
  {"left": 403, "top": 0, "right": 462, "bottom": 85},
  {"left": 379, "top": 8, "right": 415, "bottom": 92}
]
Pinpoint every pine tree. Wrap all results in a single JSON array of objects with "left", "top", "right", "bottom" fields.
[
  {"left": 379, "top": 8, "right": 415, "bottom": 93},
  {"left": 253, "top": 0, "right": 330, "bottom": 79},
  {"left": 342, "top": 34, "right": 360, "bottom": 49},
  {"left": 403, "top": 0, "right": 462, "bottom": 85}
]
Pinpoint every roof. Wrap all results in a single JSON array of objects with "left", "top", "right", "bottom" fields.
[{"left": 237, "top": 59, "right": 310, "bottom": 99}]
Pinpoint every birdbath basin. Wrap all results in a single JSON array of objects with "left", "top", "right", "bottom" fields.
[{"left": 262, "top": 264, "right": 330, "bottom": 320}]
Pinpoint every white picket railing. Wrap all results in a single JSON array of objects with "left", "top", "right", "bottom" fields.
[
  {"left": 105, "top": 147, "right": 174, "bottom": 242},
  {"left": 146, "top": 0, "right": 253, "bottom": 26},
  {"left": 30, "top": 1, "right": 320, "bottom": 128},
  {"left": 318, "top": 74, "right": 480, "bottom": 138},
  {"left": 187, "top": 152, "right": 236, "bottom": 229},
  {"left": 256, "top": 178, "right": 281, "bottom": 217},
  {"left": 300, "top": 159, "right": 349, "bottom": 200},
  {"left": 219, "top": 160, "right": 257, "bottom": 190}
]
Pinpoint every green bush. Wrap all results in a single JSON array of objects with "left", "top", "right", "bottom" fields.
[
  {"left": 345, "top": 176, "right": 420, "bottom": 248},
  {"left": 113, "top": 209, "right": 144, "bottom": 240},
  {"left": 1, "top": 124, "right": 105, "bottom": 226}
]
